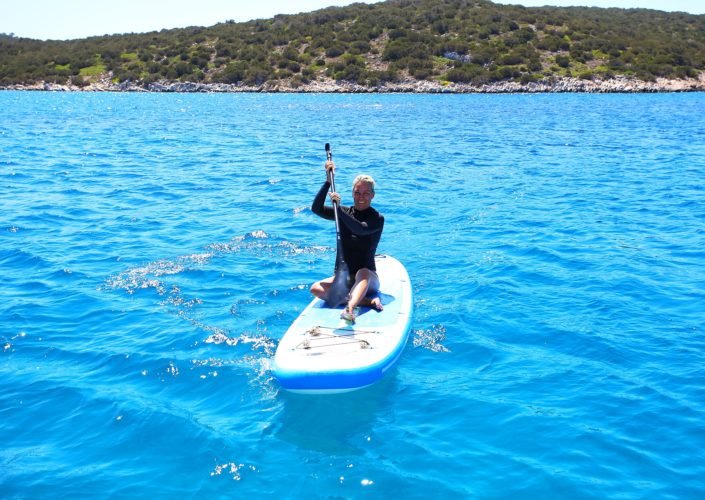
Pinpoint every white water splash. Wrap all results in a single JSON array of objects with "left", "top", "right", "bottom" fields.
[
  {"left": 105, "top": 253, "right": 214, "bottom": 295},
  {"left": 210, "top": 462, "right": 257, "bottom": 481},
  {"left": 413, "top": 324, "right": 450, "bottom": 352}
]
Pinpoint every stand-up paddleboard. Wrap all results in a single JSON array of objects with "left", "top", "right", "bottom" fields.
[{"left": 273, "top": 254, "right": 412, "bottom": 394}]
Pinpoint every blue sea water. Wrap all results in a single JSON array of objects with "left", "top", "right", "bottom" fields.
[{"left": 1, "top": 90, "right": 704, "bottom": 498}]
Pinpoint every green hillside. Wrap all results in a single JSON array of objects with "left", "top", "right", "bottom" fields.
[{"left": 1, "top": 0, "right": 703, "bottom": 89}]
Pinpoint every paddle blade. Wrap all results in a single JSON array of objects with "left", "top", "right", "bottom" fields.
[{"left": 325, "top": 260, "right": 350, "bottom": 307}]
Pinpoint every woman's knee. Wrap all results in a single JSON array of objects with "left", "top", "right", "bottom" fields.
[
  {"left": 311, "top": 277, "right": 334, "bottom": 298},
  {"left": 355, "top": 268, "right": 373, "bottom": 281},
  {"left": 310, "top": 281, "right": 325, "bottom": 297},
  {"left": 356, "top": 268, "right": 379, "bottom": 291}
]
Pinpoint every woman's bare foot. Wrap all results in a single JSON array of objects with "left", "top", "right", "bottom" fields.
[
  {"left": 361, "top": 296, "right": 383, "bottom": 311},
  {"left": 340, "top": 307, "right": 355, "bottom": 324}
]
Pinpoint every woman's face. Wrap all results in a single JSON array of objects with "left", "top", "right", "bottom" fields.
[{"left": 352, "top": 181, "right": 374, "bottom": 210}]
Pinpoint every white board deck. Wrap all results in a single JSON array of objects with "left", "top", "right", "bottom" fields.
[{"left": 272, "top": 254, "right": 413, "bottom": 394}]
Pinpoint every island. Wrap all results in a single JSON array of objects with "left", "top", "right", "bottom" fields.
[{"left": 2, "top": 0, "right": 704, "bottom": 93}]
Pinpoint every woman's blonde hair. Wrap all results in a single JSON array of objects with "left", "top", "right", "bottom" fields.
[{"left": 352, "top": 174, "right": 376, "bottom": 193}]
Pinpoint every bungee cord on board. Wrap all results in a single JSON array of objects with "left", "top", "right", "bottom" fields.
[{"left": 295, "top": 325, "right": 382, "bottom": 350}]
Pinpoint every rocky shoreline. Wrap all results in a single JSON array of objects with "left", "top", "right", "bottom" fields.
[{"left": 3, "top": 74, "right": 705, "bottom": 93}]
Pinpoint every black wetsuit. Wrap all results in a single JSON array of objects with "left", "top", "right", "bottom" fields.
[{"left": 311, "top": 181, "right": 384, "bottom": 278}]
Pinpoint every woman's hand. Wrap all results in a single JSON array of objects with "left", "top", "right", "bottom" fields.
[
  {"left": 328, "top": 191, "right": 341, "bottom": 205},
  {"left": 325, "top": 160, "right": 335, "bottom": 184}
]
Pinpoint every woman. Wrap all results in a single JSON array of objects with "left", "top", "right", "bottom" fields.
[{"left": 310, "top": 160, "right": 384, "bottom": 323}]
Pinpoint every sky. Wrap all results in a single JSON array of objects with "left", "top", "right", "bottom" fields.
[{"left": 1, "top": 0, "right": 703, "bottom": 41}]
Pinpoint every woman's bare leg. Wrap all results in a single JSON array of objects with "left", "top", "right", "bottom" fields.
[
  {"left": 310, "top": 276, "right": 334, "bottom": 300},
  {"left": 343, "top": 269, "right": 381, "bottom": 321}
]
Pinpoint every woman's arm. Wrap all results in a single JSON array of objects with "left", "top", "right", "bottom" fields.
[
  {"left": 311, "top": 181, "right": 335, "bottom": 220},
  {"left": 338, "top": 209, "right": 384, "bottom": 236}
]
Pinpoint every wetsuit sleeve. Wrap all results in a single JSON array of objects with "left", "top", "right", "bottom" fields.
[
  {"left": 311, "top": 181, "right": 335, "bottom": 221},
  {"left": 338, "top": 209, "right": 384, "bottom": 236}
]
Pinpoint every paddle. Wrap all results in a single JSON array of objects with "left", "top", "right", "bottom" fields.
[{"left": 324, "top": 143, "right": 351, "bottom": 307}]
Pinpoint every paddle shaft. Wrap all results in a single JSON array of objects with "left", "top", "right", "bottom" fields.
[
  {"left": 325, "top": 143, "right": 336, "bottom": 192},
  {"left": 325, "top": 144, "right": 344, "bottom": 252},
  {"left": 321, "top": 144, "right": 350, "bottom": 306}
]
